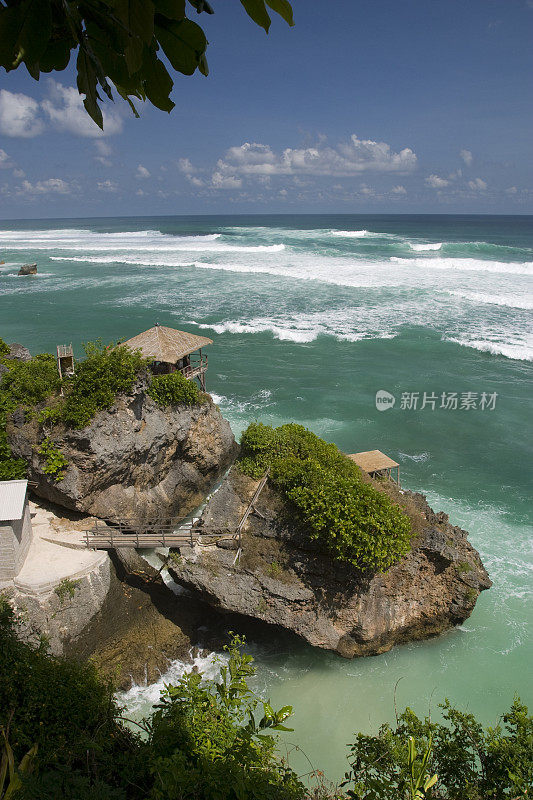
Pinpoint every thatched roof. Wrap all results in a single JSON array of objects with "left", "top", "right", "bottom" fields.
[
  {"left": 348, "top": 450, "right": 399, "bottom": 473},
  {"left": 123, "top": 325, "right": 213, "bottom": 362}
]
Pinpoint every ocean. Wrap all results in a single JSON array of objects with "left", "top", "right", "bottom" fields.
[{"left": 0, "top": 213, "right": 531, "bottom": 780}]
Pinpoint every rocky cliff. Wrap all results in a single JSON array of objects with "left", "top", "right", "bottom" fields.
[
  {"left": 168, "top": 468, "right": 491, "bottom": 658},
  {"left": 8, "top": 381, "right": 238, "bottom": 530}
]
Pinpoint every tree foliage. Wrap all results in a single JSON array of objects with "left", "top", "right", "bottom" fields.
[
  {"left": 147, "top": 369, "right": 203, "bottom": 408},
  {"left": 344, "top": 701, "right": 533, "bottom": 800},
  {"left": 0, "top": 0, "right": 294, "bottom": 129},
  {"left": 60, "top": 339, "right": 146, "bottom": 428},
  {"left": 239, "top": 422, "right": 413, "bottom": 573}
]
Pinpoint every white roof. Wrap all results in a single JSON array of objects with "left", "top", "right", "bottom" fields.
[{"left": 0, "top": 480, "right": 28, "bottom": 521}]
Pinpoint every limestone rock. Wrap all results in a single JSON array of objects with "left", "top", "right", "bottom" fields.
[
  {"left": 18, "top": 263, "right": 37, "bottom": 276},
  {"left": 168, "top": 468, "right": 491, "bottom": 659},
  {"left": 7, "top": 381, "right": 238, "bottom": 530}
]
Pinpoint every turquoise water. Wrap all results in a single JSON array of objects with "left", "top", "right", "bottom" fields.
[{"left": 1, "top": 214, "right": 531, "bottom": 780}]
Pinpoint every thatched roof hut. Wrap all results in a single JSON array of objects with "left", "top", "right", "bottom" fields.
[
  {"left": 123, "top": 324, "right": 212, "bottom": 363},
  {"left": 123, "top": 324, "right": 213, "bottom": 389},
  {"left": 348, "top": 450, "right": 400, "bottom": 485}
]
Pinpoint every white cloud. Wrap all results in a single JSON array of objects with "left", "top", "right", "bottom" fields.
[
  {"left": 41, "top": 81, "right": 122, "bottom": 137},
  {"left": 460, "top": 149, "right": 473, "bottom": 165},
  {"left": 178, "top": 158, "right": 196, "bottom": 175},
  {"left": 505, "top": 186, "right": 518, "bottom": 195},
  {"left": 18, "top": 178, "right": 71, "bottom": 195},
  {"left": 211, "top": 171, "right": 243, "bottom": 189},
  {"left": 391, "top": 184, "right": 407, "bottom": 195},
  {"left": 97, "top": 179, "right": 118, "bottom": 192},
  {"left": 135, "top": 164, "right": 150, "bottom": 179},
  {"left": 94, "top": 140, "right": 112, "bottom": 165},
  {"left": 188, "top": 176, "right": 205, "bottom": 188},
  {"left": 468, "top": 177, "right": 487, "bottom": 191},
  {"left": 136, "top": 188, "right": 145, "bottom": 196},
  {"left": 12, "top": 168, "right": 25, "bottom": 178},
  {"left": 0, "top": 149, "right": 12, "bottom": 169},
  {"left": 425, "top": 174, "right": 450, "bottom": 189},
  {"left": 215, "top": 134, "right": 417, "bottom": 180},
  {"left": 0, "top": 90, "right": 43, "bottom": 137}
]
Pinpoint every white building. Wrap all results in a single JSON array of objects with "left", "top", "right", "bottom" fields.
[{"left": 0, "top": 480, "right": 33, "bottom": 585}]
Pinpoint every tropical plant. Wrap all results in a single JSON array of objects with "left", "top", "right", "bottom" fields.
[
  {"left": 239, "top": 422, "right": 412, "bottom": 573},
  {"left": 147, "top": 370, "right": 202, "bottom": 407},
  {"left": 0, "top": 1, "right": 294, "bottom": 130},
  {"left": 60, "top": 340, "right": 146, "bottom": 428},
  {"left": 148, "top": 633, "right": 304, "bottom": 800},
  {"left": 38, "top": 438, "right": 68, "bottom": 481},
  {"left": 343, "top": 700, "right": 533, "bottom": 800}
]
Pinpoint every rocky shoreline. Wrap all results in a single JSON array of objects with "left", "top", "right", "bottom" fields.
[
  {"left": 2, "top": 344, "right": 492, "bottom": 686},
  {"left": 167, "top": 468, "right": 492, "bottom": 659}
]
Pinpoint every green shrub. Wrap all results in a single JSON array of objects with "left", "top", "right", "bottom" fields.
[
  {"left": 147, "top": 370, "right": 202, "bottom": 407},
  {"left": 38, "top": 438, "right": 68, "bottom": 481},
  {"left": 60, "top": 340, "right": 146, "bottom": 428},
  {"left": 0, "top": 598, "right": 140, "bottom": 794},
  {"left": 148, "top": 635, "right": 305, "bottom": 800},
  {"left": 0, "top": 353, "right": 60, "bottom": 410},
  {"left": 344, "top": 699, "right": 533, "bottom": 800},
  {"left": 0, "top": 337, "right": 10, "bottom": 357},
  {"left": 238, "top": 423, "right": 412, "bottom": 573}
]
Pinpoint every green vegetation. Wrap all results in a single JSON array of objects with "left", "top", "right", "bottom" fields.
[
  {"left": 0, "top": 1, "right": 294, "bottom": 131},
  {"left": 1, "top": 597, "right": 531, "bottom": 800},
  {"left": 54, "top": 578, "right": 81, "bottom": 604},
  {"left": 38, "top": 439, "right": 68, "bottom": 481},
  {"left": 344, "top": 700, "right": 533, "bottom": 800},
  {"left": 267, "top": 561, "right": 283, "bottom": 578},
  {"left": 0, "top": 349, "right": 61, "bottom": 480},
  {"left": 60, "top": 340, "right": 147, "bottom": 428},
  {"left": 0, "top": 337, "right": 207, "bottom": 480},
  {"left": 239, "top": 423, "right": 412, "bottom": 573},
  {"left": 456, "top": 561, "right": 473, "bottom": 574},
  {"left": 147, "top": 370, "right": 202, "bottom": 408}
]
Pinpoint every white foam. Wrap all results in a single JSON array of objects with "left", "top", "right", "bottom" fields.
[
  {"left": 444, "top": 335, "right": 533, "bottom": 362},
  {"left": 399, "top": 452, "right": 430, "bottom": 463},
  {"left": 448, "top": 290, "right": 533, "bottom": 311},
  {"left": 331, "top": 229, "right": 369, "bottom": 238},
  {"left": 408, "top": 242, "right": 442, "bottom": 251},
  {"left": 390, "top": 256, "right": 533, "bottom": 276},
  {"left": 117, "top": 650, "right": 225, "bottom": 712}
]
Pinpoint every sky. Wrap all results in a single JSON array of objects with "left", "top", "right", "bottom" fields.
[{"left": 0, "top": 0, "right": 532, "bottom": 219}]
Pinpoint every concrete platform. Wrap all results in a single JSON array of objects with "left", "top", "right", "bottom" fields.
[{"left": 13, "top": 502, "right": 108, "bottom": 597}]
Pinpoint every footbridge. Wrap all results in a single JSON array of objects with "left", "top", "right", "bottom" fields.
[{"left": 83, "top": 469, "right": 270, "bottom": 559}]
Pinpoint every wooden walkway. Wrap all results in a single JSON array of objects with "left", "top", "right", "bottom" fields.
[
  {"left": 83, "top": 520, "right": 203, "bottom": 550},
  {"left": 83, "top": 469, "right": 270, "bottom": 554}
]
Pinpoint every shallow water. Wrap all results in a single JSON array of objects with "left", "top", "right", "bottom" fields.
[{"left": 1, "top": 213, "right": 531, "bottom": 781}]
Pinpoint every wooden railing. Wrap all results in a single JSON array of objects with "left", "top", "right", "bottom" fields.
[{"left": 179, "top": 355, "right": 208, "bottom": 380}]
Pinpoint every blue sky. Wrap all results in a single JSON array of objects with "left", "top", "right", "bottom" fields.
[{"left": 0, "top": 0, "right": 532, "bottom": 218}]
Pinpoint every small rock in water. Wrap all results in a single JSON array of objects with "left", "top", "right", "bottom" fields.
[{"left": 18, "top": 263, "right": 37, "bottom": 276}]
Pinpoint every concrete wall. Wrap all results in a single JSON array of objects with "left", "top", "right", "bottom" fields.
[{"left": 0, "top": 500, "right": 33, "bottom": 581}]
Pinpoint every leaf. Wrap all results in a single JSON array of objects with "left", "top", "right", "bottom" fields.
[
  {"left": 154, "top": 0, "right": 186, "bottom": 20},
  {"left": 155, "top": 16, "right": 206, "bottom": 75},
  {"left": 0, "top": 0, "right": 51, "bottom": 69},
  {"left": 76, "top": 48, "right": 104, "bottom": 129},
  {"left": 265, "top": 0, "right": 294, "bottom": 26},
  {"left": 142, "top": 49, "right": 175, "bottom": 112},
  {"left": 240, "top": 0, "right": 271, "bottom": 33},
  {"left": 113, "top": 0, "right": 155, "bottom": 45},
  {"left": 39, "top": 37, "right": 73, "bottom": 72}
]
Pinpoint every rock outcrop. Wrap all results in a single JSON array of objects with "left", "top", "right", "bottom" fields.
[
  {"left": 18, "top": 263, "right": 37, "bottom": 276},
  {"left": 168, "top": 468, "right": 491, "bottom": 658},
  {"left": 0, "top": 342, "right": 31, "bottom": 377},
  {"left": 7, "top": 382, "right": 238, "bottom": 529}
]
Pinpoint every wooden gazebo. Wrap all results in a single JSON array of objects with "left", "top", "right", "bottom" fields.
[
  {"left": 123, "top": 324, "right": 213, "bottom": 390},
  {"left": 348, "top": 450, "right": 400, "bottom": 486}
]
